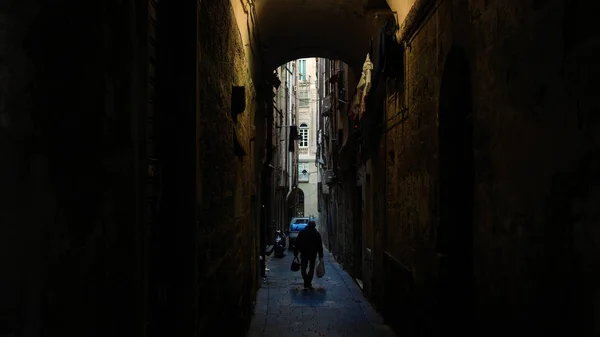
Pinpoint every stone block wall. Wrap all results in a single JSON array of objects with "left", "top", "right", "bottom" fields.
[
  {"left": 469, "top": 1, "right": 600, "bottom": 334},
  {"left": 196, "top": 1, "right": 260, "bottom": 335},
  {"left": 0, "top": 1, "right": 148, "bottom": 336},
  {"left": 370, "top": 0, "right": 600, "bottom": 336},
  {"left": 0, "top": 0, "right": 264, "bottom": 336}
]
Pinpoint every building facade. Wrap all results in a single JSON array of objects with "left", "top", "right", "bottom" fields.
[
  {"left": 295, "top": 58, "right": 319, "bottom": 220},
  {"left": 316, "top": 58, "right": 355, "bottom": 263},
  {"left": 272, "top": 61, "right": 298, "bottom": 233}
]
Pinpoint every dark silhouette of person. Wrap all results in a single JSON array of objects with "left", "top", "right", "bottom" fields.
[{"left": 293, "top": 220, "right": 324, "bottom": 289}]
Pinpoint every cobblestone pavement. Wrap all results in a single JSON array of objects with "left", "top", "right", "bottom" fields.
[{"left": 247, "top": 247, "right": 398, "bottom": 337}]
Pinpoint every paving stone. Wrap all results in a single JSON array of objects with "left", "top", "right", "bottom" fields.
[{"left": 247, "top": 248, "right": 397, "bottom": 337}]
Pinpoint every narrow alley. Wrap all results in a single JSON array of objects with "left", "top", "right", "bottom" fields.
[
  {"left": 1, "top": 0, "right": 599, "bottom": 337},
  {"left": 248, "top": 249, "right": 396, "bottom": 337}
]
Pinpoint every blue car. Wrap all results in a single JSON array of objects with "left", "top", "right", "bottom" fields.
[{"left": 287, "top": 217, "right": 310, "bottom": 250}]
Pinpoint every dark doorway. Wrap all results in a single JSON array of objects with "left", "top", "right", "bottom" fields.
[
  {"left": 296, "top": 188, "right": 305, "bottom": 216},
  {"left": 436, "top": 45, "right": 474, "bottom": 334},
  {"left": 354, "top": 185, "right": 364, "bottom": 283}
]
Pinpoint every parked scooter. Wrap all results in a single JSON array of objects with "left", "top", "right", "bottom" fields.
[{"left": 273, "top": 229, "right": 287, "bottom": 258}]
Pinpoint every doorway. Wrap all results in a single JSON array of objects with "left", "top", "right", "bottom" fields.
[
  {"left": 296, "top": 188, "right": 305, "bottom": 217},
  {"left": 436, "top": 44, "right": 474, "bottom": 333}
]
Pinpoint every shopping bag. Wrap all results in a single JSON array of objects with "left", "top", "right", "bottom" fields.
[
  {"left": 291, "top": 256, "right": 301, "bottom": 272},
  {"left": 316, "top": 258, "right": 325, "bottom": 278}
]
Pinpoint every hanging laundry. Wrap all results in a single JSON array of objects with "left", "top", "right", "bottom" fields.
[
  {"left": 356, "top": 53, "right": 374, "bottom": 118},
  {"left": 372, "top": 17, "right": 401, "bottom": 78},
  {"left": 374, "top": 18, "right": 388, "bottom": 75},
  {"left": 384, "top": 22, "right": 403, "bottom": 77}
]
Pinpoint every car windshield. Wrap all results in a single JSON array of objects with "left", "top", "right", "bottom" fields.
[{"left": 291, "top": 223, "right": 308, "bottom": 232}]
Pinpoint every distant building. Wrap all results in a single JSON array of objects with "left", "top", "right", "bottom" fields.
[
  {"left": 316, "top": 58, "right": 351, "bottom": 247},
  {"left": 295, "top": 58, "right": 319, "bottom": 220},
  {"left": 272, "top": 61, "right": 297, "bottom": 229}
]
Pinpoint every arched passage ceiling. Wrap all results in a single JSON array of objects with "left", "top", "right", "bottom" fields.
[{"left": 255, "top": 0, "right": 393, "bottom": 74}]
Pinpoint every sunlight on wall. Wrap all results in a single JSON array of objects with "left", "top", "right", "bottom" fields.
[
  {"left": 385, "top": 0, "right": 416, "bottom": 39},
  {"left": 231, "top": 0, "right": 259, "bottom": 80}
]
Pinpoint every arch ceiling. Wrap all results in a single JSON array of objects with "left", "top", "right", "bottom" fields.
[{"left": 255, "top": 0, "right": 392, "bottom": 74}]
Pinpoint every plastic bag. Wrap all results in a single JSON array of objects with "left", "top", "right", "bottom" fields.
[
  {"left": 316, "top": 259, "right": 325, "bottom": 278},
  {"left": 291, "top": 256, "right": 301, "bottom": 272}
]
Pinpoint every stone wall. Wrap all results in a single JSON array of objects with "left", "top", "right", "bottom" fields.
[
  {"left": 0, "top": 1, "right": 148, "bottom": 336},
  {"left": 196, "top": 0, "right": 261, "bottom": 335},
  {"left": 0, "top": 0, "right": 264, "bottom": 336},
  {"left": 371, "top": 0, "right": 600, "bottom": 336},
  {"left": 470, "top": 1, "right": 599, "bottom": 335}
]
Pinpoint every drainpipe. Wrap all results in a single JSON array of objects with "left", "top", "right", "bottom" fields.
[{"left": 287, "top": 61, "right": 293, "bottom": 195}]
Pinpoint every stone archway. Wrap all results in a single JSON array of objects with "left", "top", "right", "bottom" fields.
[
  {"left": 436, "top": 44, "right": 474, "bottom": 333},
  {"left": 253, "top": 0, "right": 388, "bottom": 75}
]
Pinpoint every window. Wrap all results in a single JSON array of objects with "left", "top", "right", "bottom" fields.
[
  {"left": 299, "top": 88, "right": 309, "bottom": 107},
  {"left": 299, "top": 59, "right": 306, "bottom": 81},
  {"left": 298, "top": 163, "right": 309, "bottom": 182},
  {"left": 299, "top": 123, "right": 309, "bottom": 148}
]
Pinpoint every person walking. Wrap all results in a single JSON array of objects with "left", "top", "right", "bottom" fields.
[{"left": 293, "top": 220, "right": 324, "bottom": 289}]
